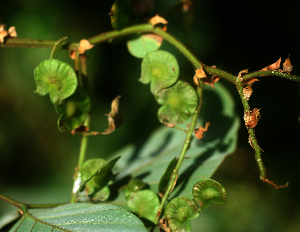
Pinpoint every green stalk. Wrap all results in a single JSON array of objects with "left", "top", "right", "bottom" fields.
[
  {"left": 236, "top": 79, "right": 288, "bottom": 189},
  {"left": 0, "top": 194, "right": 23, "bottom": 209},
  {"left": 153, "top": 27, "right": 202, "bottom": 69},
  {"left": 243, "top": 70, "right": 300, "bottom": 82},
  {"left": 70, "top": 53, "right": 91, "bottom": 203},
  {"left": 88, "top": 24, "right": 154, "bottom": 44},
  {"left": 153, "top": 84, "right": 203, "bottom": 225},
  {"left": 70, "top": 117, "right": 90, "bottom": 203},
  {"left": 0, "top": 38, "right": 79, "bottom": 50},
  {"left": 204, "top": 66, "right": 236, "bottom": 84}
]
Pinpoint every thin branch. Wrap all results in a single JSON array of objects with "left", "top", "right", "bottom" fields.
[
  {"left": 153, "top": 83, "right": 203, "bottom": 225},
  {"left": 243, "top": 70, "right": 300, "bottom": 82},
  {"left": 0, "top": 38, "right": 79, "bottom": 50},
  {"left": 235, "top": 78, "right": 289, "bottom": 189}
]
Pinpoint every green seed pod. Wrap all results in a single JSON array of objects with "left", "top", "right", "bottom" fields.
[{"left": 192, "top": 179, "right": 226, "bottom": 211}]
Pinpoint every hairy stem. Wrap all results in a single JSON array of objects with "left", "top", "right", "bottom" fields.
[
  {"left": 236, "top": 79, "right": 288, "bottom": 189},
  {"left": 243, "top": 70, "right": 300, "bottom": 82},
  {"left": 204, "top": 66, "right": 236, "bottom": 84}
]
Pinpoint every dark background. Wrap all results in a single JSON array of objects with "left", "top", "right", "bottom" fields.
[{"left": 0, "top": 1, "right": 299, "bottom": 231}]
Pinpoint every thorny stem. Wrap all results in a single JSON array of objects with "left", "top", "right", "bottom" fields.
[
  {"left": 153, "top": 84, "right": 203, "bottom": 226},
  {"left": 236, "top": 78, "right": 289, "bottom": 189}
]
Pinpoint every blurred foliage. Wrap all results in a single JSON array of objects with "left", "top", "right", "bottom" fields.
[{"left": 0, "top": 0, "right": 299, "bottom": 231}]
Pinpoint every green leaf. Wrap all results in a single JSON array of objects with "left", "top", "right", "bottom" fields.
[
  {"left": 56, "top": 86, "right": 90, "bottom": 132},
  {"left": 125, "top": 179, "right": 146, "bottom": 199},
  {"left": 140, "top": 50, "right": 179, "bottom": 94},
  {"left": 192, "top": 179, "right": 226, "bottom": 211},
  {"left": 50, "top": 37, "right": 68, "bottom": 60},
  {"left": 92, "top": 186, "right": 111, "bottom": 202},
  {"left": 10, "top": 203, "right": 147, "bottom": 232},
  {"left": 127, "top": 190, "right": 160, "bottom": 223},
  {"left": 111, "top": 83, "right": 239, "bottom": 204},
  {"left": 155, "top": 80, "right": 198, "bottom": 124},
  {"left": 81, "top": 158, "right": 108, "bottom": 195},
  {"left": 127, "top": 34, "right": 162, "bottom": 59},
  {"left": 34, "top": 59, "right": 77, "bottom": 104},
  {"left": 158, "top": 157, "right": 178, "bottom": 195},
  {"left": 81, "top": 156, "right": 121, "bottom": 196},
  {"left": 165, "top": 197, "right": 199, "bottom": 232}
]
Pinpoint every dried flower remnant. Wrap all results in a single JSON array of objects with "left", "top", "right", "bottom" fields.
[
  {"left": 206, "top": 75, "right": 220, "bottom": 88},
  {"left": 194, "top": 67, "right": 220, "bottom": 88},
  {"left": 243, "top": 78, "right": 259, "bottom": 86},
  {"left": 0, "top": 25, "right": 17, "bottom": 43},
  {"left": 69, "top": 39, "right": 94, "bottom": 59},
  {"left": 8, "top": 27, "right": 17, "bottom": 37},
  {"left": 194, "top": 66, "right": 206, "bottom": 86},
  {"left": 195, "top": 66, "right": 206, "bottom": 79},
  {"left": 195, "top": 122, "right": 210, "bottom": 139},
  {"left": 244, "top": 108, "right": 261, "bottom": 128},
  {"left": 150, "top": 14, "right": 168, "bottom": 27},
  {"left": 283, "top": 56, "right": 293, "bottom": 74},
  {"left": 78, "top": 39, "right": 94, "bottom": 54},
  {"left": 261, "top": 57, "right": 281, "bottom": 71},
  {"left": 243, "top": 85, "right": 253, "bottom": 100},
  {"left": 159, "top": 218, "right": 171, "bottom": 232},
  {"left": 102, "top": 96, "right": 122, "bottom": 134},
  {"left": 237, "top": 69, "right": 248, "bottom": 81}
]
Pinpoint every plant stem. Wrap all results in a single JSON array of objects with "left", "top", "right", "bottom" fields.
[
  {"left": 26, "top": 203, "right": 66, "bottom": 209},
  {"left": 88, "top": 24, "right": 154, "bottom": 44},
  {"left": 3, "top": 24, "right": 299, "bottom": 85},
  {"left": 70, "top": 130, "right": 89, "bottom": 203},
  {"left": 0, "top": 38, "right": 79, "bottom": 50},
  {"left": 75, "top": 52, "right": 83, "bottom": 87},
  {"left": 236, "top": 79, "right": 288, "bottom": 189},
  {"left": 70, "top": 116, "right": 90, "bottom": 203},
  {"left": 0, "top": 194, "right": 23, "bottom": 209},
  {"left": 153, "top": 84, "right": 203, "bottom": 225},
  {"left": 243, "top": 70, "right": 300, "bottom": 82},
  {"left": 89, "top": 25, "right": 203, "bottom": 69},
  {"left": 153, "top": 27, "right": 203, "bottom": 69},
  {"left": 204, "top": 66, "right": 237, "bottom": 84}
]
